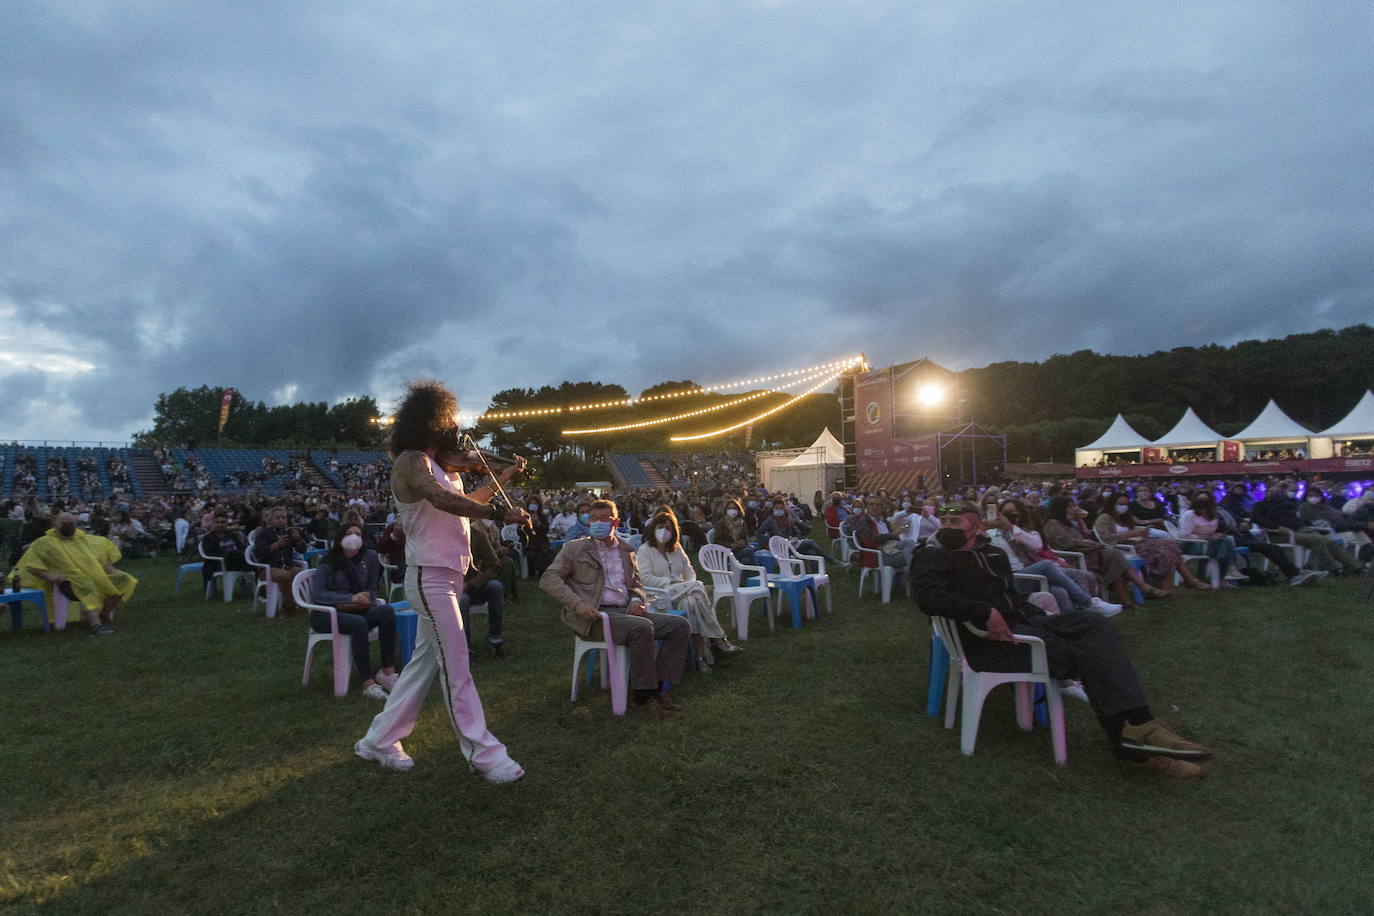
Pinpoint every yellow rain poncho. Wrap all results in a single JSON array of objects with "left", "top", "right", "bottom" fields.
[{"left": 18, "top": 529, "right": 138, "bottom": 612}]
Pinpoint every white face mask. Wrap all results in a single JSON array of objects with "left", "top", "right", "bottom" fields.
[
  {"left": 902, "top": 501, "right": 912, "bottom": 509},
  {"left": 1307, "top": 495, "right": 1322, "bottom": 504},
  {"left": 341, "top": 534, "right": 363, "bottom": 552},
  {"left": 1114, "top": 505, "right": 1129, "bottom": 515},
  {"left": 528, "top": 504, "right": 538, "bottom": 511},
  {"left": 655, "top": 527, "right": 672, "bottom": 544},
  {"left": 726, "top": 508, "right": 739, "bottom": 519}
]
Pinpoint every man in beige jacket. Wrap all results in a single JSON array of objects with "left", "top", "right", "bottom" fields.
[{"left": 540, "top": 498, "right": 690, "bottom": 715}]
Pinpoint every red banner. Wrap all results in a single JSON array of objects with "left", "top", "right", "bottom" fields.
[
  {"left": 1221, "top": 440, "right": 1241, "bottom": 462},
  {"left": 218, "top": 389, "right": 235, "bottom": 433},
  {"left": 1141, "top": 447, "right": 1164, "bottom": 464},
  {"left": 854, "top": 367, "right": 943, "bottom": 481}
]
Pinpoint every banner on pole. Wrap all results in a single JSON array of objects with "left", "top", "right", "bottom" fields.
[{"left": 218, "top": 389, "right": 235, "bottom": 433}]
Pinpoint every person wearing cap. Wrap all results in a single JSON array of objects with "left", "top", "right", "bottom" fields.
[{"left": 911, "top": 503, "right": 1214, "bottom": 778}]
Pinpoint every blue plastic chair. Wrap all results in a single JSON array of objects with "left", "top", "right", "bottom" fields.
[
  {"left": 2, "top": 589, "right": 50, "bottom": 632},
  {"left": 175, "top": 562, "right": 204, "bottom": 597},
  {"left": 927, "top": 631, "right": 949, "bottom": 717}
]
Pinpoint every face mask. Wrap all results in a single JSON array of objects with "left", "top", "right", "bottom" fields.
[
  {"left": 58, "top": 524, "right": 77, "bottom": 538},
  {"left": 935, "top": 528, "right": 969, "bottom": 551},
  {"left": 747, "top": 501, "right": 757, "bottom": 508},
  {"left": 1307, "top": 496, "right": 1322, "bottom": 504},
  {"left": 588, "top": 520, "right": 613, "bottom": 538},
  {"left": 528, "top": 504, "right": 538, "bottom": 512},
  {"left": 726, "top": 509, "right": 739, "bottom": 519},
  {"left": 902, "top": 501, "right": 912, "bottom": 509},
  {"left": 578, "top": 513, "right": 590, "bottom": 525},
  {"left": 773, "top": 509, "right": 785, "bottom": 517},
  {"left": 654, "top": 527, "right": 672, "bottom": 544},
  {"left": 1115, "top": 505, "right": 1129, "bottom": 514},
  {"left": 341, "top": 534, "right": 363, "bottom": 552}
]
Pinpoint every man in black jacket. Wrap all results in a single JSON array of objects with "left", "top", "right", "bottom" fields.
[{"left": 912, "top": 503, "right": 1213, "bottom": 778}]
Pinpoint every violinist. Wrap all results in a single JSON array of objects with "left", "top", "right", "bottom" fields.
[{"left": 353, "top": 379, "right": 529, "bottom": 783}]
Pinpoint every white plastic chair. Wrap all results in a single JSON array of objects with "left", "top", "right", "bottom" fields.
[
  {"left": 698, "top": 544, "right": 772, "bottom": 640},
  {"left": 378, "top": 559, "right": 406, "bottom": 603},
  {"left": 293, "top": 568, "right": 377, "bottom": 698},
  {"left": 827, "top": 524, "right": 853, "bottom": 566},
  {"left": 932, "top": 615, "right": 1066, "bottom": 764},
  {"left": 849, "top": 533, "right": 905, "bottom": 603},
  {"left": 198, "top": 540, "right": 250, "bottom": 602},
  {"left": 499, "top": 524, "right": 529, "bottom": 579},
  {"left": 174, "top": 517, "right": 190, "bottom": 553},
  {"left": 769, "top": 535, "right": 832, "bottom": 615},
  {"left": 570, "top": 611, "right": 629, "bottom": 715},
  {"left": 244, "top": 543, "right": 285, "bottom": 619}
]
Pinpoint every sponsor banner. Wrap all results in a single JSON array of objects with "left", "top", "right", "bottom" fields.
[
  {"left": 1221, "top": 440, "right": 1242, "bottom": 462},
  {"left": 218, "top": 388, "right": 235, "bottom": 433},
  {"left": 1302, "top": 457, "right": 1374, "bottom": 472},
  {"left": 856, "top": 368, "right": 893, "bottom": 454},
  {"left": 1141, "top": 447, "right": 1164, "bottom": 464},
  {"left": 1077, "top": 459, "right": 1316, "bottom": 478}
]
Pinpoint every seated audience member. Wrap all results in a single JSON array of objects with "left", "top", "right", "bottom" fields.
[
  {"left": 375, "top": 516, "right": 406, "bottom": 581},
  {"left": 1219, "top": 483, "right": 1253, "bottom": 520},
  {"left": 912, "top": 504, "right": 1212, "bottom": 778},
  {"left": 306, "top": 508, "right": 337, "bottom": 545},
  {"left": 1251, "top": 481, "right": 1361, "bottom": 575},
  {"left": 310, "top": 527, "right": 398, "bottom": 700},
  {"left": 1128, "top": 488, "right": 1171, "bottom": 531},
  {"left": 540, "top": 498, "right": 689, "bottom": 716},
  {"left": 252, "top": 506, "right": 309, "bottom": 613},
  {"left": 108, "top": 509, "right": 159, "bottom": 557},
  {"left": 1177, "top": 491, "right": 1247, "bottom": 582},
  {"left": 199, "top": 513, "right": 248, "bottom": 589},
  {"left": 471, "top": 516, "right": 520, "bottom": 600},
  {"left": 1095, "top": 494, "right": 1212, "bottom": 591},
  {"left": 755, "top": 496, "right": 824, "bottom": 565},
  {"left": 636, "top": 509, "right": 742, "bottom": 669},
  {"left": 521, "top": 495, "right": 556, "bottom": 578},
  {"left": 19, "top": 512, "right": 136, "bottom": 637},
  {"left": 985, "top": 501, "right": 1121, "bottom": 617},
  {"left": 460, "top": 518, "right": 508, "bottom": 658},
  {"left": 549, "top": 501, "right": 579, "bottom": 539},
  {"left": 716, "top": 497, "right": 754, "bottom": 562},
  {"left": 1224, "top": 515, "right": 1325, "bottom": 585},
  {"left": 562, "top": 502, "right": 593, "bottom": 541},
  {"left": 821, "top": 492, "right": 849, "bottom": 536},
  {"left": 1300, "top": 488, "right": 1374, "bottom": 539},
  {"left": 852, "top": 499, "right": 916, "bottom": 572},
  {"left": 1042, "top": 497, "right": 1163, "bottom": 604}
]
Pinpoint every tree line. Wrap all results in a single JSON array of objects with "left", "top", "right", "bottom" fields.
[{"left": 134, "top": 323, "right": 1373, "bottom": 470}]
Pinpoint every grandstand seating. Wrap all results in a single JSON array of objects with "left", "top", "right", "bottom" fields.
[
  {"left": 609, "top": 454, "right": 654, "bottom": 488},
  {"left": 310, "top": 449, "right": 389, "bottom": 491},
  {"left": 1, "top": 445, "right": 144, "bottom": 501},
  {"left": 169, "top": 448, "right": 296, "bottom": 495}
]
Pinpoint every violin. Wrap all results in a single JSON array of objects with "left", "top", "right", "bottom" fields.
[{"left": 435, "top": 447, "right": 526, "bottom": 476}]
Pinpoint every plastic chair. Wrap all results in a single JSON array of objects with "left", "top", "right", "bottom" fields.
[
  {"left": 931, "top": 615, "right": 1066, "bottom": 764},
  {"left": 293, "top": 568, "right": 377, "bottom": 698},
  {"left": 173, "top": 517, "right": 190, "bottom": 553},
  {"left": 698, "top": 544, "right": 772, "bottom": 640},
  {"left": 52, "top": 590, "right": 72, "bottom": 630},
  {"left": 378, "top": 560, "right": 405, "bottom": 603},
  {"left": 175, "top": 562, "right": 204, "bottom": 596},
  {"left": 827, "top": 524, "right": 853, "bottom": 566},
  {"left": 198, "top": 541, "right": 250, "bottom": 601},
  {"left": 245, "top": 543, "right": 300, "bottom": 618},
  {"left": 849, "top": 533, "right": 904, "bottom": 603},
  {"left": 570, "top": 611, "right": 629, "bottom": 715},
  {"left": 2, "top": 589, "right": 50, "bottom": 632},
  {"left": 769, "top": 535, "right": 831, "bottom": 616}
]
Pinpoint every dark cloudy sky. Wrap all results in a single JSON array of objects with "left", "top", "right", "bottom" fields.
[{"left": 3, "top": 1, "right": 1370, "bottom": 440}]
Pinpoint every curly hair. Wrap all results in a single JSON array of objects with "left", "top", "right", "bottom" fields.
[{"left": 390, "top": 378, "right": 458, "bottom": 455}]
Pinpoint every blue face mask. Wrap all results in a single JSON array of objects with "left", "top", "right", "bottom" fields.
[
  {"left": 588, "top": 520, "right": 613, "bottom": 538},
  {"left": 579, "top": 513, "right": 590, "bottom": 525},
  {"left": 773, "top": 509, "right": 785, "bottom": 517}
]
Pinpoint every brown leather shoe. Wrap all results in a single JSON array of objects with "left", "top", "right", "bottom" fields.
[
  {"left": 652, "top": 693, "right": 685, "bottom": 714},
  {"left": 1120, "top": 720, "right": 1213, "bottom": 760},
  {"left": 1136, "top": 756, "right": 1207, "bottom": 779}
]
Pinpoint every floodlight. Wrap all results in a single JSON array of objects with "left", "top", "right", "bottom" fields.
[{"left": 915, "top": 383, "right": 946, "bottom": 408}]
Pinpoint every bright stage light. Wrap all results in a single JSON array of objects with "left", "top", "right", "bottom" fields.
[{"left": 915, "top": 383, "right": 946, "bottom": 407}]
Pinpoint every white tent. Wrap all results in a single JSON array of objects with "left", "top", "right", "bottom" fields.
[
  {"left": 1310, "top": 390, "right": 1374, "bottom": 458},
  {"left": 1079, "top": 414, "right": 1151, "bottom": 451},
  {"left": 1151, "top": 408, "right": 1223, "bottom": 449},
  {"left": 1230, "top": 400, "right": 1313, "bottom": 442},
  {"left": 766, "top": 428, "right": 845, "bottom": 496},
  {"left": 1317, "top": 390, "right": 1374, "bottom": 437}
]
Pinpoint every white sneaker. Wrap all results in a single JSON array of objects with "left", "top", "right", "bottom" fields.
[
  {"left": 1224, "top": 566, "right": 1248, "bottom": 581},
  {"left": 374, "top": 671, "right": 399, "bottom": 691},
  {"left": 354, "top": 739, "right": 414, "bottom": 771},
  {"left": 1058, "top": 680, "right": 1090, "bottom": 703},
  {"left": 362, "top": 683, "right": 389, "bottom": 701},
  {"left": 480, "top": 760, "right": 525, "bottom": 785},
  {"left": 1089, "top": 597, "right": 1123, "bottom": 618},
  {"left": 1290, "top": 571, "right": 1326, "bottom": 587}
]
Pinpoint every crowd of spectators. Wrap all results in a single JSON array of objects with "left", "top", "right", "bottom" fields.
[{"left": 660, "top": 451, "right": 759, "bottom": 489}]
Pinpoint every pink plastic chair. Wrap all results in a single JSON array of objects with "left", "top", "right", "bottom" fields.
[
  {"left": 570, "top": 611, "right": 628, "bottom": 714},
  {"left": 52, "top": 590, "right": 71, "bottom": 630}
]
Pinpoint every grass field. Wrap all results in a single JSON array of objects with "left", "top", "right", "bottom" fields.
[{"left": 3, "top": 541, "right": 1373, "bottom": 915}]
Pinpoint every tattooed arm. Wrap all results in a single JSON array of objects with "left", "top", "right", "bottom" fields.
[{"left": 391, "top": 451, "right": 503, "bottom": 520}]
